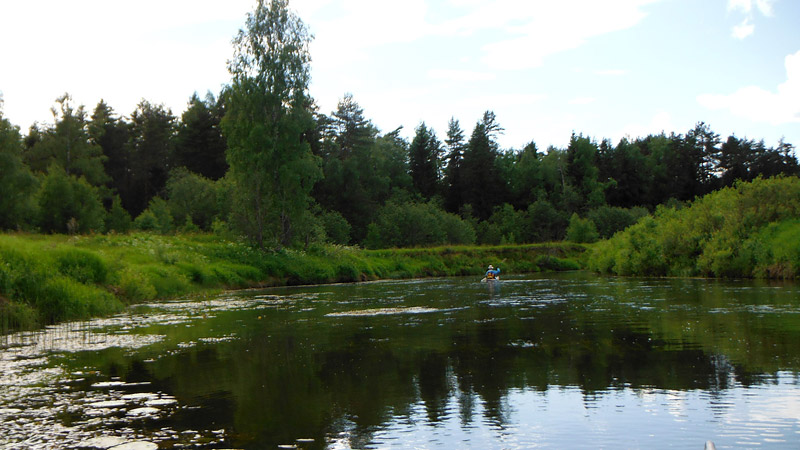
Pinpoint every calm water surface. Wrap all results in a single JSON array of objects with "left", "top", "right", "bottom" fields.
[{"left": 1, "top": 272, "right": 800, "bottom": 449}]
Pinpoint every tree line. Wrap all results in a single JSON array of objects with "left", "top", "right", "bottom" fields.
[{"left": 1, "top": 0, "right": 799, "bottom": 250}]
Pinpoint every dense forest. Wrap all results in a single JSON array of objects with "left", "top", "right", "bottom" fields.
[{"left": 1, "top": 0, "right": 799, "bottom": 252}]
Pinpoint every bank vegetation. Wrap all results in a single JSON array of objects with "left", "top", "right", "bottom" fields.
[{"left": 0, "top": 234, "right": 584, "bottom": 332}]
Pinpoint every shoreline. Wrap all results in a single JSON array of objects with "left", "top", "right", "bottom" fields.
[{"left": 0, "top": 232, "right": 586, "bottom": 333}]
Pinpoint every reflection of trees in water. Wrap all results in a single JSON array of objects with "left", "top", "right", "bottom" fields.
[
  {"left": 105, "top": 326, "right": 771, "bottom": 447},
  {"left": 84, "top": 282, "right": 799, "bottom": 448}
]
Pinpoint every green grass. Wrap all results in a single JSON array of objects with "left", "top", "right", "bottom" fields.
[{"left": 0, "top": 232, "right": 587, "bottom": 332}]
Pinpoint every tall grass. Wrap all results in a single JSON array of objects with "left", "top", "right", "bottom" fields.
[{"left": 0, "top": 236, "right": 123, "bottom": 329}]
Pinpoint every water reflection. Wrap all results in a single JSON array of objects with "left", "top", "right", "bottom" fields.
[{"left": 1, "top": 274, "right": 799, "bottom": 448}]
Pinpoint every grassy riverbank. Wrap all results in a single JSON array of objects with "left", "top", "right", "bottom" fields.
[{"left": 0, "top": 232, "right": 585, "bottom": 332}]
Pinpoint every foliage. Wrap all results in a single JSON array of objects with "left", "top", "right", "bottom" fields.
[
  {"left": 318, "top": 209, "right": 351, "bottom": 245},
  {"left": 133, "top": 210, "right": 158, "bottom": 232},
  {"left": 461, "top": 111, "right": 504, "bottom": 220},
  {"left": 485, "top": 203, "right": 525, "bottom": 244},
  {"left": 165, "top": 167, "right": 219, "bottom": 230},
  {"left": 37, "top": 164, "right": 106, "bottom": 234},
  {"left": 175, "top": 92, "right": 227, "bottom": 180},
  {"left": 25, "top": 94, "right": 109, "bottom": 186},
  {"left": 0, "top": 4, "right": 798, "bottom": 256},
  {"left": 566, "top": 213, "right": 600, "bottom": 243},
  {"left": 0, "top": 110, "right": 38, "bottom": 230},
  {"left": 524, "top": 198, "right": 568, "bottom": 242},
  {"left": 222, "top": 0, "right": 320, "bottom": 249},
  {"left": 364, "top": 201, "right": 476, "bottom": 249},
  {"left": 134, "top": 197, "right": 174, "bottom": 234},
  {"left": 126, "top": 100, "right": 177, "bottom": 216},
  {"left": 409, "top": 122, "right": 442, "bottom": 198},
  {"left": 588, "top": 176, "right": 800, "bottom": 279},
  {"left": 49, "top": 247, "right": 108, "bottom": 284},
  {"left": 0, "top": 237, "right": 122, "bottom": 329},
  {"left": 442, "top": 118, "right": 467, "bottom": 213},
  {"left": 313, "top": 95, "right": 410, "bottom": 242},
  {"left": 566, "top": 133, "right": 605, "bottom": 211},
  {"left": 586, "top": 205, "right": 648, "bottom": 239},
  {"left": 105, "top": 195, "right": 132, "bottom": 233}
]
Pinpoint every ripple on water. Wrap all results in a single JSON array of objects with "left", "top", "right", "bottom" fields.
[{"left": 326, "top": 307, "right": 439, "bottom": 317}]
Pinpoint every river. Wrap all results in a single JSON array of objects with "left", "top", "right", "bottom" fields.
[{"left": 1, "top": 272, "right": 799, "bottom": 449}]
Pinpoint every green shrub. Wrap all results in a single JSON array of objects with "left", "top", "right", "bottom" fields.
[
  {"left": 365, "top": 201, "right": 473, "bottom": 249},
  {"left": 105, "top": 196, "right": 132, "bottom": 233},
  {"left": 177, "top": 261, "right": 212, "bottom": 285},
  {"left": 0, "top": 243, "right": 47, "bottom": 301},
  {"left": 589, "top": 177, "right": 800, "bottom": 279},
  {"left": 566, "top": 213, "right": 599, "bottom": 243},
  {"left": 588, "top": 205, "right": 648, "bottom": 239},
  {"left": 37, "top": 165, "right": 105, "bottom": 233},
  {"left": 751, "top": 219, "right": 800, "bottom": 279},
  {"left": 134, "top": 210, "right": 159, "bottom": 231},
  {"left": 166, "top": 168, "right": 219, "bottom": 230},
  {"left": 487, "top": 204, "right": 524, "bottom": 244},
  {"left": 320, "top": 210, "right": 352, "bottom": 245},
  {"left": 180, "top": 215, "right": 201, "bottom": 233},
  {"left": 524, "top": 199, "right": 568, "bottom": 242},
  {"left": 149, "top": 197, "right": 174, "bottom": 234},
  {"left": 208, "top": 262, "right": 261, "bottom": 287}
]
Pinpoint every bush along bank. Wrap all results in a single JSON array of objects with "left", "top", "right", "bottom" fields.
[
  {"left": 587, "top": 176, "right": 800, "bottom": 279},
  {"left": 0, "top": 233, "right": 586, "bottom": 332}
]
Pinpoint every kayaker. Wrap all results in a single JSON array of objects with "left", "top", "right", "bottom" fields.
[{"left": 485, "top": 265, "right": 501, "bottom": 280}]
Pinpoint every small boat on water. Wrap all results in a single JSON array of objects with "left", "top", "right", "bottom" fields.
[{"left": 482, "top": 265, "right": 501, "bottom": 283}]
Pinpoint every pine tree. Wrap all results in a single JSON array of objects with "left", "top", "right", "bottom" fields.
[
  {"left": 461, "top": 111, "right": 503, "bottom": 220},
  {"left": 442, "top": 117, "right": 466, "bottom": 213},
  {"left": 409, "top": 122, "right": 441, "bottom": 198}
]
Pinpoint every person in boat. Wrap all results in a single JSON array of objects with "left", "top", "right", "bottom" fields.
[{"left": 485, "top": 265, "right": 501, "bottom": 280}]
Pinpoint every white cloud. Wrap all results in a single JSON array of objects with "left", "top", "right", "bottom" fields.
[
  {"left": 595, "top": 69, "right": 628, "bottom": 76},
  {"left": 727, "top": 0, "right": 774, "bottom": 15},
  {"left": 0, "top": 0, "right": 253, "bottom": 128},
  {"left": 427, "top": 69, "right": 496, "bottom": 82},
  {"left": 756, "top": 0, "right": 776, "bottom": 16},
  {"left": 308, "top": 0, "right": 658, "bottom": 72},
  {"left": 726, "top": 0, "right": 775, "bottom": 39},
  {"left": 305, "top": 0, "right": 430, "bottom": 69},
  {"left": 616, "top": 111, "right": 674, "bottom": 142},
  {"left": 569, "top": 97, "right": 596, "bottom": 105},
  {"left": 461, "top": 0, "right": 658, "bottom": 70},
  {"left": 728, "top": 0, "right": 753, "bottom": 13},
  {"left": 732, "top": 18, "right": 755, "bottom": 39},
  {"left": 697, "top": 50, "right": 800, "bottom": 125}
]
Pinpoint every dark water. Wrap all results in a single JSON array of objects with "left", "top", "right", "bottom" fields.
[{"left": 2, "top": 272, "right": 800, "bottom": 449}]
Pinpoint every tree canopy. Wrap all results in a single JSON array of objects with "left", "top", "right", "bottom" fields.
[{"left": 0, "top": 0, "right": 797, "bottom": 257}]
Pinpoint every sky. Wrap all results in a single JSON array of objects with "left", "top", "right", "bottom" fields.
[{"left": 1, "top": 0, "right": 798, "bottom": 152}]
